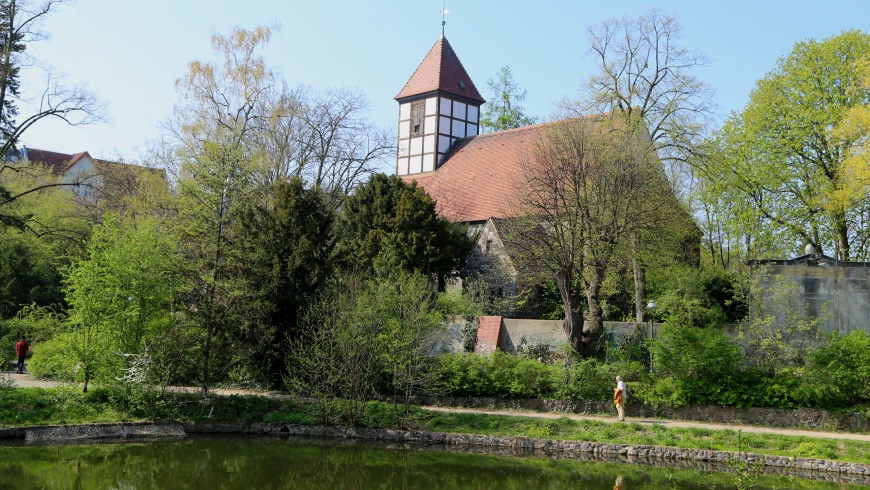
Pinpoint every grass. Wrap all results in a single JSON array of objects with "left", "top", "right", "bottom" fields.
[
  {"left": 3, "top": 384, "right": 870, "bottom": 465},
  {"left": 414, "top": 410, "right": 870, "bottom": 463}
]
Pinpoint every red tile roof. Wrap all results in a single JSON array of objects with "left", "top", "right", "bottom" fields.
[
  {"left": 395, "top": 37, "right": 485, "bottom": 104},
  {"left": 23, "top": 148, "right": 84, "bottom": 173},
  {"left": 404, "top": 123, "right": 551, "bottom": 223},
  {"left": 475, "top": 315, "right": 503, "bottom": 353},
  {"left": 24, "top": 147, "right": 162, "bottom": 179}
]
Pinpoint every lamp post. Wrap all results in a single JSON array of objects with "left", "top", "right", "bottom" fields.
[
  {"left": 646, "top": 299, "right": 657, "bottom": 374},
  {"left": 646, "top": 300, "right": 657, "bottom": 340}
]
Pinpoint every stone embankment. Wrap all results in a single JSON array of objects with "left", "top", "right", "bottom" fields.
[{"left": 417, "top": 396, "right": 870, "bottom": 432}]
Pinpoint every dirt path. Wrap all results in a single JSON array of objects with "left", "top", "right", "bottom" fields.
[
  {"left": 6, "top": 371, "right": 868, "bottom": 443},
  {"left": 420, "top": 406, "right": 870, "bottom": 443}
]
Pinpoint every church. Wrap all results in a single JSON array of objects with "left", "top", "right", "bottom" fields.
[
  {"left": 394, "top": 35, "right": 565, "bottom": 315},
  {"left": 393, "top": 35, "right": 699, "bottom": 324}
]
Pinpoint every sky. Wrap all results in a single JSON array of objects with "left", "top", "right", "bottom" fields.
[{"left": 17, "top": 0, "right": 870, "bottom": 171}]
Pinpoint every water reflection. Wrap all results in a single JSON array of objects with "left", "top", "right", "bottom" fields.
[{"left": 0, "top": 435, "right": 863, "bottom": 489}]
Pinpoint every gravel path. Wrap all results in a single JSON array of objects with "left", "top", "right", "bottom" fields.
[
  {"left": 6, "top": 370, "right": 869, "bottom": 443},
  {"left": 420, "top": 406, "right": 870, "bottom": 443}
]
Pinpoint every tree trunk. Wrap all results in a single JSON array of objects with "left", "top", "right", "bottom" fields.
[
  {"left": 582, "top": 266, "right": 605, "bottom": 357},
  {"left": 632, "top": 235, "right": 646, "bottom": 322},
  {"left": 201, "top": 320, "right": 212, "bottom": 396},
  {"left": 832, "top": 208, "right": 849, "bottom": 261},
  {"left": 555, "top": 269, "right": 583, "bottom": 353}
]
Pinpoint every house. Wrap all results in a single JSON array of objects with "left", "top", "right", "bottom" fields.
[{"left": 15, "top": 146, "right": 166, "bottom": 217}]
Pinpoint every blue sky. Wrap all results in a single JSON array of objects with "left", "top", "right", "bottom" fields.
[{"left": 18, "top": 0, "right": 870, "bottom": 171}]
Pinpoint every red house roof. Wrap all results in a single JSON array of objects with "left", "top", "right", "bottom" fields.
[
  {"left": 22, "top": 148, "right": 87, "bottom": 174},
  {"left": 395, "top": 37, "right": 485, "bottom": 104},
  {"left": 404, "top": 123, "right": 552, "bottom": 223}
]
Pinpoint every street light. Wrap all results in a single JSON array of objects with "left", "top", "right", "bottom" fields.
[
  {"left": 646, "top": 300, "right": 657, "bottom": 340},
  {"left": 646, "top": 299, "right": 657, "bottom": 374}
]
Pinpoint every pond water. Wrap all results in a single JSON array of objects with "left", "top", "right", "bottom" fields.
[{"left": 0, "top": 435, "right": 864, "bottom": 489}]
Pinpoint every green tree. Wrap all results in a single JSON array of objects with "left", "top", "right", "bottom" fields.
[
  {"left": 174, "top": 142, "right": 254, "bottom": 394},
  {"left": 374, "top": 270, "right": 441, "bottom": 424},
  {"left": 701, "top": 31, "right": 870, "bottom": 261},
  {"left": 167, "top": 26, "right": 272, "bottom": 393},
  {"left": 0, "top": 237, "right": 63, "bottom": 318},
  {"left": 232, "top": 177, "right": 335, "bottom": 388},
  {"left": 0, "top": 0, "right": 103, "bottom": 228},
  {"left": 63, "top": 216, "right": 177, "bottom": 392},
  {"left": 507, "top": 116, "right": 678, "bottom": 356},
  {"left": 479, "top": 65, "right": 536, "bottom": 133},
  {"left": 338, "top": 173, "right": 473, "bottom": 290},
  {"left": 580, "top": 8, "right": 713, "bottom": 320}
]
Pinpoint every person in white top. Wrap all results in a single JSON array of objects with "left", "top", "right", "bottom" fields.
[{"left": 614, "top": 376, "right": 627, "bottom": 421}]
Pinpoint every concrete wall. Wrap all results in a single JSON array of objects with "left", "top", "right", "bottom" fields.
[
  {"left": 428, "top": 316, "right": 468, "bottom": 354},
  {"left": 757, "top": 262, "right": 870, "bottom": 334},
  {"left": 500, "top": 319, "right": 662, "bottom": 353}
]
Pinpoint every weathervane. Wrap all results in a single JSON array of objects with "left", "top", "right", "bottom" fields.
[{"left": 441, "top": 1, "right": 449, "bottom": 38}]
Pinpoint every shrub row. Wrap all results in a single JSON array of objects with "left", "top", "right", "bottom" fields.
[{"left": 433, "top": 330, "right": 870, "bottom": 411}]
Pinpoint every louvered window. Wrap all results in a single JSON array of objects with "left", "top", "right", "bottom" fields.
[{"left": 411, "top": 101, "right": 424, "bottom": 136}]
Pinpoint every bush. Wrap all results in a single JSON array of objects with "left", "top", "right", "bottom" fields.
[
  {"left": 27, "top": 334, "right": 77, "bottom": 381},
  {"left": 645, "top": 324, "right": 745, "bottom": 407},
  {"left": 434, "top": 352, "right": 632, "bottom": 401},
  {"left": 810, "top": 330, "right": 870, "bottom": 405}
]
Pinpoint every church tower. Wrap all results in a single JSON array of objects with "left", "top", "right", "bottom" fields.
[{"left": 395, "top": 37, "right": 485, "bottom": 176}]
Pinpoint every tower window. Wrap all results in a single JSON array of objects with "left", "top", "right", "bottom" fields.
[{"left": 411, "top": 101, "right": 424, "bottom": 136}]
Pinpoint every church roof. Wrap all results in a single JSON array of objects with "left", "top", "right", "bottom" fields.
[
  {"left": 395, "top": 37, "right": 485, "bottom": 104},
  {"left": 404, "top": 123, "right": 550, "bottom": 223}
]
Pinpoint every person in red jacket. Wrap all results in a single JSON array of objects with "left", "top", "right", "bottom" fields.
[{"left": 15, "top": 336, "right": 29, "bottom": 374}]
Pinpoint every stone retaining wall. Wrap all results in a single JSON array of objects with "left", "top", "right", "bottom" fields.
[{"left": 417, "top": 396, "right": 870, "bottom": 433}]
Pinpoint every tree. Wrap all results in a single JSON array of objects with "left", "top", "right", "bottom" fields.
[
  {"left": 174, "top": 141, "right": 254, "bottom": 395},
  {"left": 831, "top": 56, "right": 870, "bottom": 220},
  {"left": 0, "top": 235, "right": 63, "bottom": 318},
  {"left": 580, "top": 8, "right": 714, "bottom": 320},
  {"left": 232, "top": 177, "right": 335, "bottom": 388},
  {"left": 507, "top": 116, "right": 676, "bottom": 356},
  {"left": 63, "top": 216, "right": 177, "bottom": 392},
  {"left": 374, "top": 270, "right": 441, "bottom": 425},
  {"left": 0, "top": 0, "right": 103, "bottom": 228},
  {"left": 701, "top": 31, "right": 870, "bottom": 261},
  {"left": 581, "top": 7, "right": 715, "bottom": 183},
  {"left": 479, "top": 65, "right": 536, "bottom": 133},
  {"left": 154, "top": 25, "right": 390, "bottom": 210},
  {"left": 285, "top": 273, "right": 380, "bottom": 426},
  {"left": 338, "top": 173, "right": 473, "bottom": 290}
]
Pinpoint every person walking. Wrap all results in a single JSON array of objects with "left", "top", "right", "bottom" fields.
[
  {"left": 15, "top": 336, "right": 29, "bottom": 374},
  {"left": 614, "top": 376, "right": 627, "bottom": 421}
]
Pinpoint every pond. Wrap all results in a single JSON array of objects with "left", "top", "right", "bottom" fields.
[{"left": 0, "top": 435, "right": 865, "bottom": 489}]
